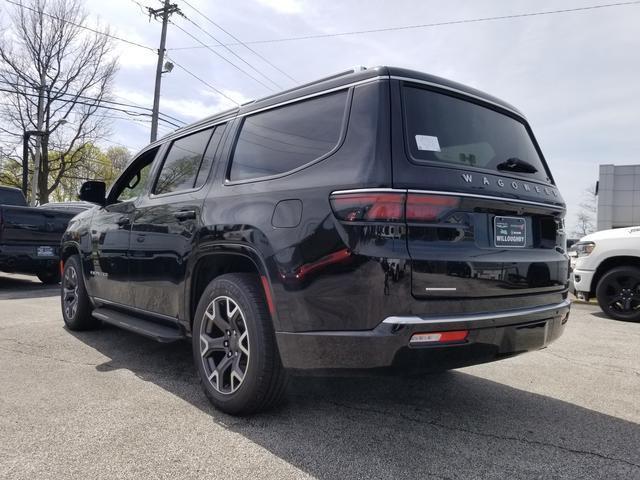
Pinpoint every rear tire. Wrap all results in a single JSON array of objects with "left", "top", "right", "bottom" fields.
[
  {"left": 192, "top": 273, "right": 287, "bottom": 415},
  {"left": 61, "top": 255, "right": 100, "bottom": 330},
  {"left": 596, "top": 266, "right": 640, "bottom": 322},
  {"left": 37, "top": 270, "right": 60, "bottom": 285}
]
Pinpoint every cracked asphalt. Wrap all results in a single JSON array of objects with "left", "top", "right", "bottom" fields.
[{"left": 0, "top": 273, "right": 639, "bottom": 480}]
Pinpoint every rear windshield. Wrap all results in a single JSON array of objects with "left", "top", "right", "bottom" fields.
[{"left": 403, "top": 85, "right": 551, "bottom": 183}]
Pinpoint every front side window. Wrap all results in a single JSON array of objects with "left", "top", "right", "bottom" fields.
[
  {"left": 403, "top": 85, "right": 550, "bottom": 183},
  {"left": 112, "top": 148, "right": 158, "bottom": 203},
  {"left": 229, "top": 90, "right": 348, "bottom": 181},
  {"left": 154, "top": 128, "right": 214, "bottom": 195}
]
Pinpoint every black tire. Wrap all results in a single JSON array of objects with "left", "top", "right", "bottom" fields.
[
  {"left": 37, "top": 269, "right": 60, "bottom": 285},
  {"left": 192, "top": 273, "right": 287, "bottom": 415},
  {"left": 596, "top": 266, "right": 640, "bottom": 322},
  {"left": 61, "top": 255, "right": 100, "bottom": 330}
]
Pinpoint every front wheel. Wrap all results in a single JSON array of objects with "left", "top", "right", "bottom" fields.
[
  {"left": 192, "top": 273, "right": 287, "bottom": 415},
  {"left": 61, "top": 255, "right": 100, "bottom": 330},
  {"left": 596, "top": 266, "right": 640, "bottom": 322}
]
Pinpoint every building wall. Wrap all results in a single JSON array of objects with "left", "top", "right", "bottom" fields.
[{"left": 597, "top": 164, "right": 640, "bottom": 230}]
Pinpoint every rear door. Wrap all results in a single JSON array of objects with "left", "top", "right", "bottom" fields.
[
  {"left": 128, "top": 124, "right": 227, "bottom": 318},
  {"left": 391, "top": 80, "right": 568, "bottom": 303}
]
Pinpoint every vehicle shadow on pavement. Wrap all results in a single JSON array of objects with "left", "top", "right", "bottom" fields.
[
  {"left": 0, "top": 275, "right": 58, "bottom": 300},
  {"left": 70, "top": 325, "right": 640, "bottom": 479}
]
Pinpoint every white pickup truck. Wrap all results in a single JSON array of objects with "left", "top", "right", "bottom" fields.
[{"left": 572, "top": 226, "right": 640, "bottom": 322}]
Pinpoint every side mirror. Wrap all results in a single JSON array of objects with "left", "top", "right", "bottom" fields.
[{"left": 79, "top": 181, "right": 106, "bottom": 205}]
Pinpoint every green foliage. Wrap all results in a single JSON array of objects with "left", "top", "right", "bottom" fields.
[{"left": 0, "top": 143, "right": 131, "bottom": 202}]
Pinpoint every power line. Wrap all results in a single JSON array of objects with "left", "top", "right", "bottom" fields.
[
  {"left": 163, "top": 55, "right": 242, "bottom": 106},
  {"left": 180, "top": 0, "right": 297, "bottom": 84},
  {"left": 170, "top": 1, "right": 640, "bottom": 49},
  {"left": 4, "top": 0, "right": 156, "bottom": 52},
  {"left": 0, "top": 86, "right": 182, "bottom": 128},
  {"left": 174, "top": 10, "right": 284, "bottom": 89},
  {"left": 0, "top": 80, "right": 185, "bottom": 127},
  {"left": 5, "top": 0, "right": 249, "bottom": 113},
  {"left": 170, "top": 19, "right": 276, "bottom": 91}
]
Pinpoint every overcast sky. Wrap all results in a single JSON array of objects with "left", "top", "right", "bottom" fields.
[{"left": 31, "top": 0, "right": 640, "bottom": 230}]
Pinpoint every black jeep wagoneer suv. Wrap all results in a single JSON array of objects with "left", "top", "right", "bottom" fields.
[{"left": 61, "top": 66, "right": 570, "bottom": 414}]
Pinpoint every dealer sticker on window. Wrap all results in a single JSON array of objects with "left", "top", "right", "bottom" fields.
[
  {"left": 415, "top": 134, "right": 441, "bottom": 152},
  {"left": 494, "top": 216, "right": 526, "bottom": 248}
]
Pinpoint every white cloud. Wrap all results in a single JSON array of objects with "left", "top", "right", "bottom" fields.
[{"left": 255, "top": 0, "right": 305, "bottom": 15}]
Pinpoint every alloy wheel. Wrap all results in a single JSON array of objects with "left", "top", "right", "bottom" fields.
[
  {"left": 62, "top": 265, "right": 79, "bottom": 320},
  {"left": 199, "top": 296, "right": 250, "bottom": 395},
  {"left": 602, "top": 274, "right": 640, "bottom": 316}
]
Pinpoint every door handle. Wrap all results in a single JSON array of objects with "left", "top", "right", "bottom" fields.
[
  {"left": 174, "top": 210, "right": 196, "bottom": 221},
  {"left": 116, "top": 216, "right": 131, "bottom": 226}
]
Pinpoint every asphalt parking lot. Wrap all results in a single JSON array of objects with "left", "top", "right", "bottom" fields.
[{"left": 0, "top": 273, "right": 638, "bottom": 480}]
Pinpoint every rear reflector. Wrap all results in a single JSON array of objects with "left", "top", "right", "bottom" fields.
[{"left": 410, "top": 330, "right": 469, "bottom": 345}]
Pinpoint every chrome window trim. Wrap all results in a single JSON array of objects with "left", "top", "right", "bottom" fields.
[
  {"left": 330, "top": 188, "right": 565, "bottom": 211},
  {"left": 235, "top": 76, "right": 386, "bottom": 118},
  {"left": 383, "top": 299, "right": 571, "bottom": 325}
]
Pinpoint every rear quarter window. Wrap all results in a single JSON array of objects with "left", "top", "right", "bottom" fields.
[
  {"left": 229, "top": 90, "right": 348, "bottom": 182},
  {"left": 403, "top": 85, "right": 551, "bottom": 183}
]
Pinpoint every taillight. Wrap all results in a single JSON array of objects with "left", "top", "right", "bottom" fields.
[
  {"left": 406, "top": 194, "right": 460, "bottom": 222},
  {"left": 330, "top": 192, "right": 405, "bottom": 222},
  {"left": 330, "top": 190, "right": 460, "bottom": 223}
]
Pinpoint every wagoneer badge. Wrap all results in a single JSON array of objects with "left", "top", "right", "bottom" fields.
[{"left": 461, "top": 173, "right": 558, "bottom": 197}]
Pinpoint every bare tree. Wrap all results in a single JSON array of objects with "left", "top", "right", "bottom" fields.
[
  {"left": 573, "top": 211, "right": 595, "bottom": 238},
  {"left": 0, "top": 0, "right": 117, "bottom": 204},
  {"left": 572, "top": 185, "right": 598, "bottom": 237}
]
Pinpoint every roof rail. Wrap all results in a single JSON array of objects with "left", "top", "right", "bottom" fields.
[{"left": 255, "top": 66, "right": 370, "bottom": 105}]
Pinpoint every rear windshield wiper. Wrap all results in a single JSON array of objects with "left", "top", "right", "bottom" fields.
[{"left": 497, "top": 157, "right": 538, "bottom": 174}]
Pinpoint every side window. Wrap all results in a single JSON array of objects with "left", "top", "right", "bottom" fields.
[
  {"left": 153, "top": 128, "right": 213, "bottom": 195},
  {"left": 112, "top": 147, "right": 159, "bottom": 203},
  {"left": 194, "top": 124, "right": 225, "bottom": 188},
  {"left": 229, "top": 90, "right": 348, "bottom": 181}
]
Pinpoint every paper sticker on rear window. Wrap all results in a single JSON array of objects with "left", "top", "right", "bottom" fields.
[{"left": 415, "top": 135, "right": 441, "bottom": 152}]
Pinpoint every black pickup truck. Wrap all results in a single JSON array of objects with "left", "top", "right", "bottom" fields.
[{"left": 0, "top": 186, "right": 90, "bottom": 283}]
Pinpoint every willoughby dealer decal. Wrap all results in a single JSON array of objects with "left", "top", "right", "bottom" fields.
[{"left": 461, "top": 173, "right": 558, "bottom": 197}]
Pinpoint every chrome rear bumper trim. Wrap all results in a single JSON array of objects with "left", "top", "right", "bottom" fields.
[{"left": 383, "top": 299, "right": 571, "bottom": 325}]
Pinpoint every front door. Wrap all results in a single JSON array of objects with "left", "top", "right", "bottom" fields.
[{"left": 87, "top": 147, "right": 159, "bottom": 305}]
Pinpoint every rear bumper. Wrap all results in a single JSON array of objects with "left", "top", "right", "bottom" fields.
[
  {"left": 0, "top": 244, "right": 59, "bottom": 274},
  {"left": 276, "top": 299, "right": 570, "bottom": 371}
]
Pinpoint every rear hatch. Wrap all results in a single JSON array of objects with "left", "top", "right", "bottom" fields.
[{"left": 393, "top": 79, "right": 568, "bottom": 299}]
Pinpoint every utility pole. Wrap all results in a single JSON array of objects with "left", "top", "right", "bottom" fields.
[
  {"left": 30, "top": 73, "right": 46, "bottom": 206},
  {"left": 149, "top": 0, "right": 180, "bottom": 143}
]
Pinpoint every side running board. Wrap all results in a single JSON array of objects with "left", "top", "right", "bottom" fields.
[{"left": 92, "top": 307, "right": 185, "bottom": 343}]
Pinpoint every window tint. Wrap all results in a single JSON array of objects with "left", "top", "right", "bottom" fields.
[
  {"left": 114, "top": 148, "right": 158, "bottom": 202},
  {"left": 194, "top": 124, "right": 225, "bottom": 188},
  {"left": 229, "top": 90, "right": 348, "bottom": 181},
  {"left": 403, "top": 86, "right": 550, "bottom": 182},
  {"left": 154, "top": 128, "right": 213, "bottom": 195}
]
